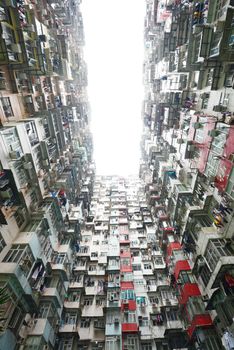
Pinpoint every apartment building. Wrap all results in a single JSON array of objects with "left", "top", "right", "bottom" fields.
[
  {"left": 141, "top": 0, "right": 234, "bottom": 349},
  {"left": 57, "top": 175, "right": 187, "bottom": 350},
  {"left": 0, "top": 0, "right": 94, "bottom": 349},
  {"left": 1, "top": 0, "right": 234, "bottom": 349}
]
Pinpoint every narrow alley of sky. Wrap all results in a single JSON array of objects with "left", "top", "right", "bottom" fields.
[{"left": 81, "top": 0, "right": 145, "bottom": 176}]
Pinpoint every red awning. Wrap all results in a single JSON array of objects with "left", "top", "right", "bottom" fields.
[
  {"left": 121, "top": 282, "right": 134, "bottom": 290},
  {"left": 180, "top": 283, "right": 201, "bottom": 305},
  {"left": 122, "top": 323, "right": 138, "bottom": 333},
  {"left": 175, "top": 260, "right": 191, "bottom": 280},
  {"left": 167, "top": 242, "right": 181, "bottom": 257},
  {"left": 187, "top": 314, "right": 213, "bottom": 338}
]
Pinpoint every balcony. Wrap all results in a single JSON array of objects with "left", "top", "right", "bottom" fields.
[
  {"left": 64, "top": 299, "right": 80, "bottom": 309},
  {"left": 76, "top": 245, "right": 89, "bottom": 257},
  {"left": 73, "top": 259, "right": 87, "bottom": 272},
  {"left": 69, "top": 275, "right": 84, "bottom": 289},
  {"left": 107, "top": 290, "right": 121, "bottom": 308},
  {"left": 41, "top": 287, "right": 63, "bottom": 308},
  {"left": 27, "top": 319, "right": 56, "bottom": 346},
  {"left": 187, "top": 314, "right": 213, "bottom": 338},
  {"left": 59, "top": 322, "right": 77, "bottom": 333},
  {"left": 50, "top": 261, "right": 70, "bottom": 281},
  {"left": 105, "top": 316, "right": 121, "bottom": 336},
  {"left": 108, "top": 274, "right": 120, "bottom": 288},
  {"left": 81, "top": 301, "right": 105, "bottom": 317},
  {"left": 122, "top": 323, "right": 138, "bottom": 333},
  {"left": 165, "top": 319, "right": 184, "bottom": 330}
]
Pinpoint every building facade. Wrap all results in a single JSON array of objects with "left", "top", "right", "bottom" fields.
[
  {"left": 140, "top": 0, "right": 234, "bottom": 349},
  {"left": 0, "top": 0, "right": 234, "bottom": 349},
  {"left": 0, "top": 0, "right": 94, "bottom": 349}
]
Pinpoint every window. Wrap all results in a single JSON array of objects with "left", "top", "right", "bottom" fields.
[
  {"left": 25, "top": 121, "right": 39, "bottom": 146},
  {"left": 91, "top": 251, "right": 98, "bottom": 258},
  {"left": 61, "top": 238, "right": 70, "bottom": 245},
  {"left": 96, "top": 298, "right": 105, "bottom": 306},
  {"left": 14, "top": 209, "right": 25, "bottom": 228},
  {"left": 123, "top": 311, "right": 136, "bottom": 323},
  {"left": 8, "top": 305, "right": 22, "bottom": 329},
  {"left": 161, "top": 290, "right": 176, "bottom": 300},
  {"left": 149, "top": 296, "right": 160, "bottom": 304},
  {"left": 180, "top": 271, "right": 195, "bottom": 284},
  {"left": 0, "top": 232, "right": 6, "bottom": 253},
  {"left": 88, "top": 264, "right": 96, "bottom": 271},
  {"left": 77, "top": 259, "right": 86, "bottom": 266},
  {"left": 79, "top": 246, "right": 88, "bottom": 253},
  {"left": 186, "top": 297, "right": 205, "bottom": 320},
  {"left": 80, "top": 318, "right": 90, "bottom": 328},
  {"left": 121, "top": 289, "right": 135, "bottom": 300},
  {"left": 154, "top": 256, "right": 163, "bottom": 265},
  {"left": 53, "top": 253, "right": 66, "bottom": 264},
  {"left": 124, "top": 336, "right": 139, "bottom": 350},
  {"left": 39, "top": 303, "right": 50, "bottom": 318},
  {"left": 64, "top": 313, "right": 77, "bottom": 325},
  {"left": 83, "top": 297, "right": 93, "bottom": 306},
  {"left": 139, "top": 317, "right": 149, "bottom": 327},
  {"left": 109, "top": 259, "right": 119, "bottom": 267},
  {"left": 1, "top": 97, "right": 14, "bottom": 118},
  {"left": 144, "top": 263, "right": 152, "bottom": 270},
  {"left": 132, "top": 264, "right": 141, "bottom": 271},
  {"left": 108, "top": 290, "right": 119, "bottom": 301},
  {"left": 205, "top": 152, "right": 219, "bottom": 177},
  {"left": 165, "top": 309, "right": 178, "bottom": 321},
  {"left": 67, "top": 292, "right": 80, "bottom": 302},
  {"left": 121, "top": 258, "right": 130, "bottom": 266},
  {"left": 141, "top": 343, "right": 152, "bottom": 350},
  {"left": 134, "top": 279, "right": 144, "bottom": 285},
  {"left": 59, "top": 338, "right": 73, "bottom": 350},
  {"left": 106, "top": 337, "right": 118, "bottom": 350},
  {"left": 24, "top": 336, "right": 43, "bottom": 349},
  {"left": 71, "top": 274, "right": 83, "bottom": 283},
  {"left": 3, "top": 244, "right": 34, "bottom": 274},
  {"left": 205, "top": 239, "right": 233, "bottom": 272},
  {"left": 200, "top": 263, "right": 212, "bottom": 287}
]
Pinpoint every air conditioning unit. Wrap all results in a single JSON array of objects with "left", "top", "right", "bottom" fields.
[
  {"left": 114, "top": 318, "right": 119, "bottom": 325},
  {"left": 213, "top": 105, "right": 227, "bottom": 112},
  {"left": 28, "top": 58, "right": 36, "bottom": 66},
  {"left": 202, "top": 294, "right": 209, "bottom": 302}
]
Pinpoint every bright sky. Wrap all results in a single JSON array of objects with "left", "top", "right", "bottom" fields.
[{"left": 81, "top": 0, "right": 145, "bottom": 176}]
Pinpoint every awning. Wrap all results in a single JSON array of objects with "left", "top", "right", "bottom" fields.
[
  {"left": 167, "top": 242, "right": 181, "bottom": 257},
  {"left": 180, "top": 283, "right": 201, "bottom": 305},
  {"left": 175, "top": 260, "right": 191, "bottom": 280}
]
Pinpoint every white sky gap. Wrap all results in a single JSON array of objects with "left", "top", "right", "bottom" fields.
[{"left": 81, "top": 0, "right": 145, "bottom": 176}]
